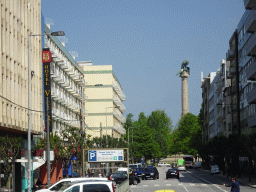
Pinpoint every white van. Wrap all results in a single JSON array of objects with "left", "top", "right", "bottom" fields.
[
  {"left": 49, "top": 180, "right": 114, "bottom": 192},
  {"left": 129, "top": 163, "right": 143, "bottom": 170},
  {"left": 36, "top": 177, "right": 108, "bottom": 192}
]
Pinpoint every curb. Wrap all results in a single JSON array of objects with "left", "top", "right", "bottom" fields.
[{"left": 199, "top": 168, "right": 256, "bottom": 189}]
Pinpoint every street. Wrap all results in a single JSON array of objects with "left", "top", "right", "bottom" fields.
[{"left": 129, "top": 167, "right": 255, "bottom": 192}]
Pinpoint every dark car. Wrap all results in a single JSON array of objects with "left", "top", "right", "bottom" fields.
[
  {"left": 133, "top": 168, "right": 146, "bottom": 180},
  {"left": 129, "top": 173, "right": 141, "bottom": 185},
  {"left": 109, "top": 173, "right": 127, "bottom": 186},
  {"left": 144, "top": 167, "right": 159, "bottom": 180},
  {"left": 166, "top": 168, "right": 179, "bottom": 179}
]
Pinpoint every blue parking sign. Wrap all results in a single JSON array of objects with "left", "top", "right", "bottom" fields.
[{"left": 89, "top": 151, "right": 97, "bottom": 162}]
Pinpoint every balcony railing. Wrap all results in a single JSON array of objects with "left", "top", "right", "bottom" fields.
[
  {"left": 226, "top": 49, "right": 235, "bottom": 61},
  {"left": 246, "top": 58, "right": 256, "bottom": 80},
  {"left": 244, "top": 0, "right": 256, "bottom": 10},
  {"left": 245, "top": 10, "right": 256, "bottom": 33},
  {"left": 245, "top": 31, "right": 256, "bottom": 56},
  {"left": 247, "top": 86, "right": 256, "bottom": 104}
]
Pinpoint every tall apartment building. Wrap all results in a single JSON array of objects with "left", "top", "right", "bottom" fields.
[
  {"left": 78, "top": 62, "right": 126, "bottom": 139},
  {"left": 44, "top": 24, "right": 86, "bottom": 134},
  {"left": 0, "top": 0, "right": 43, "bottom": 136},
  {"left": 0, "top": 1, "right": 42, "bottom": 191},
  {"left": 238, "top": 5, "right": 256, "bottom": 134}
]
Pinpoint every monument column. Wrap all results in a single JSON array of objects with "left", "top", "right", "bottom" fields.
[{"left": 181, "top": 71, "right": 190, "bottom": 117}]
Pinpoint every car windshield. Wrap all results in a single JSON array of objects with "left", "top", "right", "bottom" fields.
[
  {"left": 135, "top": 168, "right": 144, "bottom": 172},
  {"left": 50, "top": 181, "right": 72, "bottom": 190},
  {"left": 56, "top": 183, "right": 73, "bottom": 191},
  {"left": 179, "top": 165, "right": 185, "bottom": 167},
  {"left": 212, "top": 165, "right": 219, "bottom": 169}
]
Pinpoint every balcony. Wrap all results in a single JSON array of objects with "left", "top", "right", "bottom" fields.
[
  {"left": 245, "top": 31, "right": 256, "bottom": 56},
  {"left": 247, "top": 86, "right": 256, "bottom": 104},
  {"left": 244, "top": 0, "right": 256, "bottom": 9},
  {"left": 246, "top": 59, "right": 256, "bottom": 80},
  {"left": 248, "top": 113, "right": 256, "bottom": 127},
  {"left": 226, "top": 49, "right": 235, "bottom": 61},
  {"left": 245, "top": 10, "right": 256, "bottom": 33},
  {"left": 230, "top": 86, "right": 237, "bottom": 95},
  {"left": 227, "top": 66, "right": 236, "bottom": 79}
]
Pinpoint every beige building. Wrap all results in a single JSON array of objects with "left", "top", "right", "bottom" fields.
[
  {"left": 0, "top": 0, "right": 43, "bottom": 136},
  {"left": 44, "top": 25, "right": 86, "bottom": 135},
  {"left": 78, "top": 62, "right": 126, "bottom": 139}
]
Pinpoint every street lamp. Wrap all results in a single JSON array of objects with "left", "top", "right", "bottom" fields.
[
  {"left": 27, "top": 31, "right": 65, "bottom": 192},
  {"left": 128, "top": 127, "right": 135, "bottom": 164}
]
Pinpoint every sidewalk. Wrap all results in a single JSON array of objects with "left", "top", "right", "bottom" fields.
[{"left": 200, "top": 168, "right": 256, "bottom": 189}]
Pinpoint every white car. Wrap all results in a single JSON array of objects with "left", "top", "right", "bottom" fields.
[
  {"left": 53, "top": 180, "right": 114, "bottom": 192},
  {"left": 193, "top": 161, "right": 202, "bottom": 169},
  {"left": 158, "top": 162, "right": 170, "bottom": 167},
  {"left": 211, "top": 165, "right": 220, "bottom": 174},
  {"left": 35, "top": 177, "right": 108, "bottom": 192},
  {"left": 177, "top": 165, "right": 186, "bottom": 171}
]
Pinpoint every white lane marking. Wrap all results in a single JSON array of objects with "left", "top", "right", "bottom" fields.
[
  {"left": 154, "top": 184, "right": 160, "bottom": 186},
  {"left": 143, "top": 185, "right": 148, "bottom": 187},
  {"left": 190, "top": 184, "right": 195, "bottom": 186},
  {"left": 187, "top": 171, "right": 228, "bottom": 192},
  {"left": 178, "top": 183, "right": 183, "bottom": 185},
  {"left": 183, "top": 185, "right": 189, "bottom": 192},
  {"left": 201, "top": 184, "right": 207, "bottom": 186},
  {"left": 166, "top": 184, "right": 171, "bottom": 186}
]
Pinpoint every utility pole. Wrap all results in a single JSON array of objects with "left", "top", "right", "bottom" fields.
[
  {"left": 100, "top": 123, "right": 102, "bottom": 148},
  {"left": 80, "top": 109, "right": 84, "bottom": 177}
]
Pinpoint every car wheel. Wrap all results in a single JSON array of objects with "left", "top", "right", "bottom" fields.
[
  {"left": 133, "top": 179, "right": 138, "bottom": 185},
  {"left": 166, "top": 176, "right": 168, "bottom": 179}
]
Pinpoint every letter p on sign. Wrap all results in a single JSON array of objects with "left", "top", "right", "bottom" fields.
[{"left": 89, "top": 151, "right": 97, "bottom": 162}]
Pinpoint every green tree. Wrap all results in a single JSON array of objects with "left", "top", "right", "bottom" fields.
[
  {"left": 123, "top": 113, "right": 134, "bottom": 142},
  {"left": 147, "top": 110, "right": 173, "bottom": 158},
  {"left": 0, "top": 136, "right": 23, "bottom": 192},
  {"left": 133, "top": 112, "right": 159, "bottom": 161},
  {"left": 177, "top": 113, "right": 201, "bottom": 155}
]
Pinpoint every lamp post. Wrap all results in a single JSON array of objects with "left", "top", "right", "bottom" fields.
[
  {"left": 27, "top": 31, "right": 64, "bottom": 192},
  {"left": 128, "top": 127, "right": 135, "bottom": 164},
  {"left": 105, "top": 106, "right": 119, "bottom": 176}
]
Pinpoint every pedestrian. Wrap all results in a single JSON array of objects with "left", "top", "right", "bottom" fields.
[{"left": 224, "top": 177, "right": 240, "bottom": 192}]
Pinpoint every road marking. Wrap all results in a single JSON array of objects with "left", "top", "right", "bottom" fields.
[
  {"left": 166, "top": 184, "right": 171, "bottom": 186},
  {"left": 201, "top": 184, "right": 207, "bottom": 186},
  {"left": 187, "top": 171, "right": 228, "bottom": 192},
  {"left": 143, "top": 185, "right": 148, "bottom": 187},
  {"left": 183, "top": 185, "right": 189, "bottom": 192},
  {"left": 154, "top": 184, "right": 160, "bottom": 186},
  {"left": 178, "top": 183, "right": 183, "bottom": 185},
  {"left": 190, "top": 183, "right": 195, "bottom": 186}
]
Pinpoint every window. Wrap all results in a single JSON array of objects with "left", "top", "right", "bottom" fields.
[
  {"left": 66, "top": 186, "right": 80, "bottom": 192},
  {"left": 83, "top": 184, "right": 111, "bottom": 192}
]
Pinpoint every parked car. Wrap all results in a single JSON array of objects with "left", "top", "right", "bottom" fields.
[
  {"left": 144, "top": 167, "right": 159, "bottom": 180},
  {"left": 158, "top": 162, "right": 171, "bottom": 167},
  {"left": 193, "top": 161, "right": 202, "bottom": 169},
  {"left": 211, "top": 165, "right": 220, "bottom": 174},
  {"left": 108, "top": 173, "right": 127, "bottom": 187},
  {"left": 177, "top": 164, "right": 186, "bottom": 172},
  {"left": 36, "top": 177, "right": 108, "bottom": 192},
  {"left": 53, "top": 180, "right": 114, "bottom": 192},
  {"left": 129, "top": 163, "right": 143, "bottom": 171},
  {"left": 129, "top": 173, "right": 141, "bottom": 185},
  {"left": 133, "top": 168, "right": 146, "bottom": 180},
  {"left": 166, "top": 168, "right": 179, "bottom": 179}
]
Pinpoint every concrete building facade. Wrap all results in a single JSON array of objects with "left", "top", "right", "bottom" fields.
[
  {"left": 78, "top": 62, "right": 126, "bottom": 139},
  {"left": 0, "top": 0, "right": 43, "bottom": 136},
  {"left": 44, "top": 24, "right": 86, "bottom": 134}
]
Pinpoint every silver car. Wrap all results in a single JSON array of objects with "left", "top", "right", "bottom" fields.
[{"left": 177, "top": 165, "right": 186, "bottom": 172}]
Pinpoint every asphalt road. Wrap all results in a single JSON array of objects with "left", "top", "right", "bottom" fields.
[{"left": 129, "top": 167, "right": 255, "bottom": 192}]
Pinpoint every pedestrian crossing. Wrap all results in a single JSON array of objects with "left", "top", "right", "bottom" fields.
[{"left": 130, "top": 183, "right": 210, "bottom": 187}]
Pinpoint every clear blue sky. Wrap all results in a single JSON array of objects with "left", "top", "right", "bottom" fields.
[{"left": 42, "top": 0, "right": 245, "bottom": 127}]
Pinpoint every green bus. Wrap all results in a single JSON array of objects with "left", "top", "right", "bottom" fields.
[{"left": 177, "top": 159, "right": 185, "bottom": 166}]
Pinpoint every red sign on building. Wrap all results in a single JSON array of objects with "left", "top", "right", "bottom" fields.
[{"left": 42, "top": 50, "right": 51, "bottom": 63}]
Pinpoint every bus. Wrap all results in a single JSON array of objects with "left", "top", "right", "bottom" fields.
[{"left": 183, "top": 155, "right": 193, "bottom": 168}]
